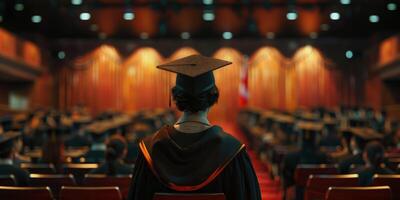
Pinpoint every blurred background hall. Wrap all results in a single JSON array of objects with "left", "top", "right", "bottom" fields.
[{"left": 0, "top": 0, "right": 399, "bottom": 200}]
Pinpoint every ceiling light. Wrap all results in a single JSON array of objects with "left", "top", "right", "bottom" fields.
[
  {"left": 181, "top": 32, "right": 190, "bottom": 40},
  {"left": 340, "top": 0, "right": 351, "bottom": 5},
  {"left": 330, "top": 12, "right": 340, "bottom": 20},
  {"left": 203, "top": 11, "right": 215, "bottom": 21},
  {"left": 387, "top": 3, "right": 397, "bottom": 11},
  {"left": 345, "top": 50, "right": 353, "bottom": 59},
  {"left": 286, "top": 12, "right": 297, "bottom": 20},
  {"left": 14, "top": 3, "right": 24, "bottom": 11},
  {"left": 203, "top": 0, "right": 213, "bottom": 5},
  {"left": 309, "top": 32, "right": 318, "bottom": 39},
  {"left": 123, "top": 12, "right": 135, "bottom": 20},
  {"left": 266, "top": 32, "right": 275, "bottom": 39},
  {"left": 71, "top": 0, "right": 82, "bottom": 5},
  {"left": 140, "top": 32, "right": 149, "bottom": 40},
  {"left": 369, "top": 15, "right": 379, "bottom": 23},
  {"left": 58, "top": 51, "right": 66, "bottom": 60},
  {"left": 31, "top": 15, "right": 42, "bottom": 23},
  {"left": 222, "top": 32, "right": 233, "bottom": 40},
  {"left": 80, "top": 12, "right": 91, "bottom": 21},
  {"left": 320, "top": 24, "right": 330, "bottom": 31}
]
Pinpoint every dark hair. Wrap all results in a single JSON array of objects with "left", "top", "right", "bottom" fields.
[
  {"left": 0, "top": 148, "right": 13, "bottom": 159},
  {"left": 105, "top": 137, "right": 127, "bottom": 175},
  {"left": 365, "top": 141, "right": 385, "bottom": 168},
  {"left": 172, "top": 86, "right": 219, "bottom": 113}
]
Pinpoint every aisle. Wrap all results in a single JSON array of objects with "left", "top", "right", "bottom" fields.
[{"left": 218, "top": 122, "right": 283, "bottom": 200}]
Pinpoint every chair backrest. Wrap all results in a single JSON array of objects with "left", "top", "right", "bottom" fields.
[
  {"left": 295, "top": 164, "right": 338, "bottom": 187},
  {"left": 62, "top": 163, "right": 99, "bottom": 184},
  {"left": 0, "top": 186, "right": 53, "bottom": 200},
  {"left": 29, "top": 174, "right": 76, "bottom": 199},
  {"left": 0, "top": 175, "right": 16, "bottom": 186},
  {"left": 372, "top": 174, "right": 400, "bottom": 200},
  {"left": 153, "top": 193, "right": 226, "bottom": 200},
  {"left": 83, "top": 174, "right": 132, "bottom": 199},
  {"left": 305, "top": 174, "right": 359, "bottom": 200},
  {"left": 60, "top": 186, "right": 122, "bottom": 200},
  {"left": 325, "top": 186, "right": 391, "bottom": 200},
  {"left": 20, "top": 163, "right": 56, "bottom": 174}
]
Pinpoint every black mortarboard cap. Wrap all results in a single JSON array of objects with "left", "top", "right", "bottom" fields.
[{"left": 157, "top": 55, "right": 232, "bottom": 96}]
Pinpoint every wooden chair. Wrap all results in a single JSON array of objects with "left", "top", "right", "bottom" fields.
[
  {"left": 0, "top": 186, "right": 53, "bottom": 200},
  {"left": 29, "top": 174, "right": 76, "bottom": 199},
  {"left": 0, "top": 175, "right": 16, "bottom": 186},
  {"left": 62, "top": 163, "right": 99, "bottom": 184},
  {"left": 83, "top": 174, "right": 132, "bottom": 199},
  {"left": 372, "top": 174, "right": 400, "bottom": 200},
  {"left": 20, "top": 163, "right": 57, "bottom": 174},
  {"left": 153, "top": 193, "right": 226, "bottom": 200},
  {"left": 325, "top": 186, "right": 391, "bottom": 200},
  {"left": 60, "top": 186, "right": 122, "bottom": 200},
  {"left": 305, "top": 174, "right": 359, "bottom": 200}
]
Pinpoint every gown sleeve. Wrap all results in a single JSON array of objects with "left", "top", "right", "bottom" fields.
[{"left": 218, "top": 149, "right": 262, "bottom": 200}]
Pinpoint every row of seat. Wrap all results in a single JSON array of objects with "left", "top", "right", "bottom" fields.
[
  {"left": 0, "top": 174, "right": 131, "bottom": 199},
  {"left": 294, "top": 164, "right": 400, "bottom": 200}
]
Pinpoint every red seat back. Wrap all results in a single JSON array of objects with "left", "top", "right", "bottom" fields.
[
  {"left": 153, "top": 193, "right": 226, "bottom": 200},
  {"left": 29, "top": 174, "right": 76, "bottom": 199},
  {"left": 62, "top": 163, "right": 98, "bottom": 184},
  {"left": 60, "top": 186, "right": 122, "bottom": 200},
  {"left": 372, "top": 174, "right": 400, "bottom": 200},
  {"left": 325, "top": 186, "right": 391, "bottom": 200},
  {"left": 305, "top": 174, "right": 359, "bottom": 200},
  {"left": 0, "top": 175, "right": 16, "bottom": 186},
  {"left": 20, "top": 163, "right": 56, "bottom": 174},
  {"left": 83, "top": 174, "right": 132, "bottom": 199},
  {"left": 295, "top": 164, "right": 338, "bottom": 187},
  {"left": 0, "top": 186, "right": 53, "bottom": 200}
]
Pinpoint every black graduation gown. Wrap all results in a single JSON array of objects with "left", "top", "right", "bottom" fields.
[
  {"left": 127, "top": 125, "right": 261, "bottom": 200},
  {"left": 338, "top": 153, "right": 365, "bottom": 173},
  {"left": 0, "top": 164, "right": 30, "bottom": 186},
  {"left": 352, "top": 166, "right": 394, "bottom": 186}
]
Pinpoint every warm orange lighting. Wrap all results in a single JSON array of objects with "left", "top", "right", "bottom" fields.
[{"left": 297, "top": 8, "right": 322, "bottom": 35}]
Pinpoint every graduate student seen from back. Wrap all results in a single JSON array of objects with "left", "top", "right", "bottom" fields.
[{"left": 127, "top": 55, "right": 261, "bottom": 200}]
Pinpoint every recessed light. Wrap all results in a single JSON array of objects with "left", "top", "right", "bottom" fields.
[
  {"left": 123, "top": 12, "right": 135, "bottom": 20},
  {"left": 14, "top": 3, "right": 24, "bottom": 11},
  {"left": 387, "top": 3, "right": 397, "bottom": 11},
  {"left": 58, "top": 51, "right": 66, "bottom": 59},
  {"left": 203, "top": 11, "right": 215, "bottom": 21},
  {"left": 71, "top": 0, "right": 82, "bottom": 5},
  {"left": 330, "top": 12, "right": 340, "bottom": 20},
  {"left": 369, "top": 15, "right": 379, "bottom": 23},
  {"left": 31, "top": 15, "right": 42, "bottom": 23},
  {"left": 340, "top": 0, "right": 351, "bottom": 5},
  {"left": 181, "top": 32, "right": 190, "bottom": 40},
  {"left": 286, "top": 12, "right": 297, "bottom": 20},
  {"left": 345, "top": 50, "right": 353, "bottom": 59},
  {"left": 80, "top": 12, "right": 91, "bottom": 21},
  {"left": 222, "top": 32, "right": 233, "bottom": 40},
  {"left": 203, "top": 0, "right": 213, "bottom": 5}
]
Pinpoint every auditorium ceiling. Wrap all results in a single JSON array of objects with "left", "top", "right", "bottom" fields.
[{"left": 0, "top": 0, "right": 399, "bottom": 39}]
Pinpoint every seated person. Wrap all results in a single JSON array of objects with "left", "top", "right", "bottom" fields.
[
  {"left": 281, "top": 122, "right": 329, "bottom": 199},
  {"left": 338, "top": 128, "right": 382, "bottom": 173},
  {"left": 84, "top": 129, "right": 108, "bottom": 163},
  {"left": 90, "top": 136, "right": 132, "bottom": 175},
  {"left": 128, "top": 55, "right": 261, "bottom": 200},
  {"left": 124, "top": 123, "right": 151, "bottom": 164},
  {"left": 352, "top": 141, "right": 393, "bottom": 186},
  {"left": 0, "top": 132, "right": 29, "bottom": 186}
]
